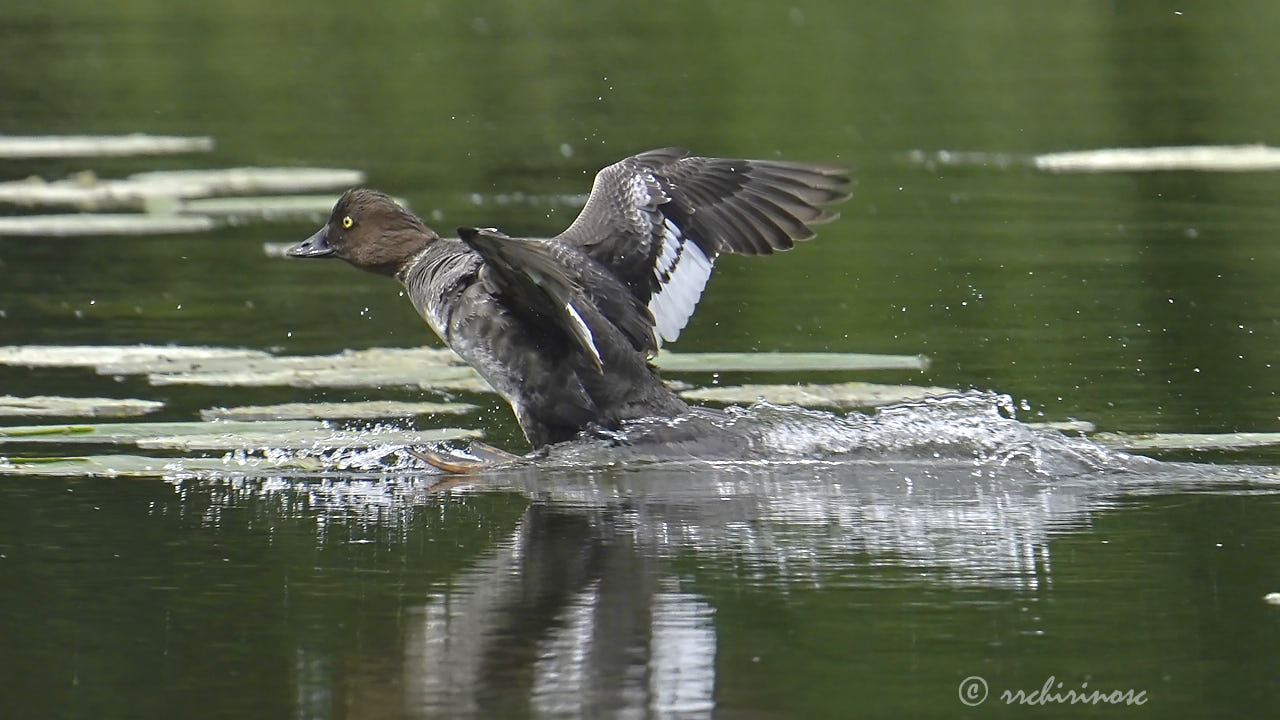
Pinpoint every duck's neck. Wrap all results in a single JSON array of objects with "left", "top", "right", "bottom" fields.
[{"left": 398, "top": 239, "right": 482, "bottom": 339}]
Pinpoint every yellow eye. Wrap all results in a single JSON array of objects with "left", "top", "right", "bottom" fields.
[{"left": 342, "top": 216, "right": 353, "bottom": 229}]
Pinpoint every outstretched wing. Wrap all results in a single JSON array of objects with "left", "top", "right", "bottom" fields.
[{"left": 555, "top": 147, "right": 851, "bottom": 346}]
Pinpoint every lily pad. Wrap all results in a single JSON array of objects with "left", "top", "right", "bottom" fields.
[
  {"left": 0, "top": 213, "right": 215, "bottom": 237},
  {"left": 0, "top": 134, "right": 214, "bottom": 159},
  {"left": 0, "top": 420, "right": 319, "bottom": 443},
  {"left": 151, "top": 367, "right": 491, "bottom": 392},
  {"left": 1026, "top": 420, "right": 1097, "bottom": 434},
  {"left": 101, "top": 347, "right": 458, "bottom": 377},
  {"left": 679, "top": 381, "right": 959, "bottom": 408},
  {"left": 0, "top": 345, "right": 272, "bottom": 369},
  {"left": 199, "top": 400, "right": 477, "bottom": 421},
  {"left": 149, "top": 359, "right": 490, "bottom": 392},
  {"left": 137, "top": 347, "right": 482, "bottom": 391},
  {"left": 147, "top": 346, "right": 462, "bottom": 371},
  {"left": 0, "top": 344, "right": 934, "bottom": 395},
  {"left": 0, "top": 419, "right": 480, "bottom": 451},
  {"left": 0, "top": 167, "right": 365, "bottom": 211},
  {"left": 1091, "top": 431, "right": 1280, "bottom": 452},
  {"left": 655, "top": 351, "right": 929, "bottom": 372},
  {"left": 138, "top": 426, "right": 479, "bottom": 451},
  {"left": 132, "top": 167, "right": 364, "bottom": 195},
  {"left": 0, "top": 454, "right": 321, "bottom": 478},
  {"left": 179, "top": 195, "right": 344, "bottom": 221},
  {"left": 910, "top": 145, "right": 1280, "bottom": 174},
  {"left": 0, "top": 395, "right": 164, "bottom": 418},
  {"left": 1034, "top": 144, "right": 1280, "bottom": 173}
]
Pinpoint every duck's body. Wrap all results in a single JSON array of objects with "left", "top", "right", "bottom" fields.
[
  {"left": 288, "top": 147, "right": 850, "bottom": 448},
  {"left": 397, "top": 236, "right": 686, "bottom": 447}
]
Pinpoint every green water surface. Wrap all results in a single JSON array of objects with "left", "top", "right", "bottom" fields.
[{"left": 3, "top": 2, "right": 1280, "bottom": 718}]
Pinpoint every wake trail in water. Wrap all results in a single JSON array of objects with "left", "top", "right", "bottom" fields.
[
  {"left": 277, "top": 390, "right": 1279, "bottom": 496},
  {"left": 546, "top": 391, "right": 1145, "bottom": 476}
]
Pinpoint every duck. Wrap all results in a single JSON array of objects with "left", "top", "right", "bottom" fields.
[{"left": 287, "top": 147, "right": 851, "bottom": 454}]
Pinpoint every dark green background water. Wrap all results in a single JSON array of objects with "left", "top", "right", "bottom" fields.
[{"left": 3, "top": 2, "right": 1280, "bottom": 718}]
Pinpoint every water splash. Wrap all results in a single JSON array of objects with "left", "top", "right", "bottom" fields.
[
  {"left": 181, "top": 391, "right": 1234, "bottom": 488},
  {"left": 548, "top": 391, "right": 1144, "bottom": 476}
]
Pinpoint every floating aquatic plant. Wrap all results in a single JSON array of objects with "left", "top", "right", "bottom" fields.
[
  {"left": 0, "top": 167, "right": 365, "bottom": 211},
  {"left": 679, "top": 381, "right": 957, "bottom": 408},
  {"left": 199, "top": 400, "right": 477, "bottom": 421},
  {"left": 908, "top": 144, "right": 1280, "bottom": 174},
  {"left": 0, "top": 419, "right": 479, "bottom": 451},
  {"left": 1091, "top": 431, "right": 1280, "bottom": 452},
  {"left": 0, "top": 395, "right": 164, "bottom": 418},
  {"left": 0, "top": 134, "right": 213, "bottom": 159}
]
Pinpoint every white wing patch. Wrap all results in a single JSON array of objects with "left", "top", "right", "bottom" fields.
[
  {"left": 648, "top": 216, "right": 714, "bottom": 346},
  {"left": 565, "top": 301, "right": 603, "bottom": 370}
]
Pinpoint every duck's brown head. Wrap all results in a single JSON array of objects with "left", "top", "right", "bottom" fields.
[{"left": 288, "top": 189, "right": 438, "bottom": 276}]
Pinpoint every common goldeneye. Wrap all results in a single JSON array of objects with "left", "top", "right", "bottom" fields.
[{"left": 288, "top": 147, "right": 850, "bottom": 449}]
